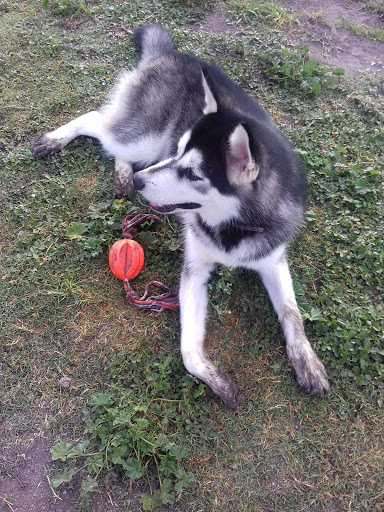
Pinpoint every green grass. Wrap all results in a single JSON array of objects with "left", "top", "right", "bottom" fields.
[
  {"left": 228, "top": 0, "right": 299, "bottom": 26},
  {"left": 1, "top": 1, "right": 384, "bottom": 510}
]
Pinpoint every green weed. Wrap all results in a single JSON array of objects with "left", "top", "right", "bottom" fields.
[
  {"left": 262, "top": 45, "right": 345, "bottom": 96},
  {"left": 50, "top": 352, "right": 213, "bottom": 510},
  {"left": 229, "top": 0, "right": 299, "bottom": 27},
  {"left": 66, "top": 199, "right": 137, "bottom": 258},
  {"left": 360, "top": 0, "right": 384, "bottom": 15},
  {"left": 41, "top": 0, "right": 101, "bottom": 16}
]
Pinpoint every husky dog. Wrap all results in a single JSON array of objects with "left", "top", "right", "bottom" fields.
[{"left": 34, "top": 24, "right": 329, "bottom": 409}]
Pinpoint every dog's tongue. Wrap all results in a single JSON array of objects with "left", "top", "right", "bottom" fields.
[{"left": 149, "top": 202, "right": 176, "bottom": 214}]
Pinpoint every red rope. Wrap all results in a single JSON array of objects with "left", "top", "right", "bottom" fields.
[
  {"left": 120, "top": 212, "right": 180, "bottom": 312},
  {"left": 124, "top": 279, "right": 180, "bottom": 312},
  {"left": 122, "top": 211, "right": 161, "bottom": 239}
]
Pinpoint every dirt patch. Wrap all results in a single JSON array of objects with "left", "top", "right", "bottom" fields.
[
  {"left": 189, "top": 9, "right": 244, "bottom": 35},
  {"left": 0, "top": 440, "right": 125, "bottom": 512},
  {"left": 281, "top": 0, "right": 384, "bottom": 26},
  {"left": 190, "top": 1, "right": 384, "bottom": 74},
  {"left": 278, "top": 0, "right": 384, "bottom": 73},
  {"left": 0, "top": 441, "right": 74, "bottom": 512}
]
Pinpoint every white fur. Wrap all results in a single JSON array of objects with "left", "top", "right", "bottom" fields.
[
  {"left": 42, "top": 102, "right": 170, "bottom": 168},
  {"left": 255, "top": 256, "right": 329, "bottom": 393},
  {"left": 44, "top": 111, "right": 107, "bottom": 148},
  {"left": 101, "top": 69, "right": 140, "bottom": 124},
  {"left": 176, "top": 130, "right": 192, "bottom": 158},
  {"left": 178, "top": 147, "right": 202, "bottom": 171},
  {"left": 202, "top": 72, "right": 217, "bottom": 115},
  {"left": 179, "top": 260, "right": 214, "bottom": 381},
  {"left": 102, "top": 131, "right": 172, "bottom": 166}
]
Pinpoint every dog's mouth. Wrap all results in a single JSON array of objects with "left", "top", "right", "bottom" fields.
[{"left": 149, "top": 202, "right": 201, "bottom": 213}]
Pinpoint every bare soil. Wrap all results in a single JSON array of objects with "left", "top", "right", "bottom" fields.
[
  {"left": 195, "top": 0, "right": 384, "bottom": 73},
  {"left": 0, "top": 441, "right": 75, "bottom": 512},
  {"left": 277, "top": 0, "right": 384, "bottom": 73},
  {"left": 0, "top": 441, "right": 125, "bottom": 512},
  {"left": 190, "top": 9, "right": 243, "bottom": 35}
]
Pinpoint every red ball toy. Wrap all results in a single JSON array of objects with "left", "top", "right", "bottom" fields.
[{"left": 109, "top": 239, "right": 144, "bottom": 281}]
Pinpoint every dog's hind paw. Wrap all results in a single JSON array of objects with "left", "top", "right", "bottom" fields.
[
  {"left": 292, "top": 352, "right": 330, "bottom": 398},
  {"left": 33, "top": 133, "right": 63, "bottom": 158}
]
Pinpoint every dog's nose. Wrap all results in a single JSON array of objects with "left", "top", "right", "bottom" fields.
[{"left": 133, "top": 174, "right": 145, "bottom": 191}]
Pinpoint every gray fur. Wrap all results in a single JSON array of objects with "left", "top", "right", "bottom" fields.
[
  {"left": 107, "top": 55, "right": 207, "bottom": 157},
  {"left": 133, "top": 24, "right": 175, "bottom": 65}
]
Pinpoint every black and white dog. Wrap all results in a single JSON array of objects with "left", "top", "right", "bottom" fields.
[{"left": 34, "top": 24, "right": 329, "bottom": 408}]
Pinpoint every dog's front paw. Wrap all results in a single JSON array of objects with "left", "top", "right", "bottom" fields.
[
  {"left": 213, "top": 372, "right": 243, "bottom": 410},
  {"left": 292, "top": 350, "right": 330, "bottom": 397},
  {"left": 114, "top": 178, "right": 134, "bottom": 199},
  {"left": 114, "top": 161, "right": 134, "bottom": 199},
  {"left": 33, "top": 133, "right": 63, "bottom": 158}
]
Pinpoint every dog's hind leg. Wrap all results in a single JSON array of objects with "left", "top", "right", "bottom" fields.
[
  {"left": 257, "top": 253, "right": 330, "bottom": 397},
  {"left": 34, "top": 112, "right": 134, "bottom": 197},
  {"left": 33, "top": 111, "right": 106, "bottom": 158},
  {"left": 179, "top": 257, "right": 243, "bottom": 410}
]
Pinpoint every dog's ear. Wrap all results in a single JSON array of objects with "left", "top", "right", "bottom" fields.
[
  {"left": 226, "top": 124, "right": 259, "bottom": 186},
  {"left": 201, "top": 71, "right": 218, "bottom": 115}
]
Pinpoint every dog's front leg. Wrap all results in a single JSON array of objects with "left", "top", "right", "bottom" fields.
[
  {"left": 257, "top": 254, "right": 329, "bottom": 397},
  {"left": 180, "top": 260, "right": 243, "bottom": 410},
  {"left": 114, "top": 159, "right": 133, "bottom": 199}
]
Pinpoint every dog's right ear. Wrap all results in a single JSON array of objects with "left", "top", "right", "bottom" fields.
[
  {"left": 226, "top": 124, "right": 259, "bottom": 186},
  {"left": 201, "top": 71, "right": 218, "bottom": 115}
]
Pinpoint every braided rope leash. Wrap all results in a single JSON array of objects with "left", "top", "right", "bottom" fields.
[
  {"left": 120, "top": 211, "right": 180, "bottom": 312},
  {"left": 124, "top": 279, "right": 180, "bottom": 312},
  {"left": 122, "top": 210, "right": 161, "bottom": 239}
]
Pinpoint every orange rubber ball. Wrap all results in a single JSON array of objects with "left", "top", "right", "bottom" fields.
[{"left": 109, "top": 239, "right": 144, "bottom": 280}]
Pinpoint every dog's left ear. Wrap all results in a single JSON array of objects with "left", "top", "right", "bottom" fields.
[
  {"left": 201, "top": 71, "right": 218, "bottom": 115},
  {"left": 226, "top": 124, "right": 259, "bottom": 186}
]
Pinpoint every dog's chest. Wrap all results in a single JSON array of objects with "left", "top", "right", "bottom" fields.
[{"left": 184, "top": 219, "right": 267, "bottom": 268}]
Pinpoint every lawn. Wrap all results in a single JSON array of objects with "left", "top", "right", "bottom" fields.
[{"left": 0, "top": 1, "right": 383, "bottom": 511}]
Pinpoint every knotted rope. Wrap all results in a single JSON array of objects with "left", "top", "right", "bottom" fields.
[{"left": 121, "top": 211, "right": 180, "bottom": 312}]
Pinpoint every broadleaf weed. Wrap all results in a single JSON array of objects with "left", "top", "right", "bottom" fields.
[
  {"left": 262, "top": 45, "right": 344, "bottom": 95},
  {"left": 50, "top": 352, "right": 214, "bottom": 509}
]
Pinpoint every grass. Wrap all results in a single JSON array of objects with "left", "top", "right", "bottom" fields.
[
  {"left": 340, "top": 18, "right": 384, "bottom": 41},
  {"left": 359, "top": 0, "right": 384, "bottom": 16},
  {"left": 228, "top": 0, "right": 299, "bottom": 26},
  {"left": 1, "top": 0, "right": 384, "bottom": 511}
]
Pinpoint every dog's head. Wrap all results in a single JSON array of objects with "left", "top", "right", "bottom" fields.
[{"left": 133, "top": 110, "right": 262, "bottom": 222}]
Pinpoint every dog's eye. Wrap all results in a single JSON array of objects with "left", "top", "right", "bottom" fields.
[{"left": 184, "top": 168, "right": 203, "bottom": 181}]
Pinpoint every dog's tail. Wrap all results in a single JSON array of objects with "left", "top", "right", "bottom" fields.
[{"left": 133, "top": 24, "right": 175, "bottom": 65}]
